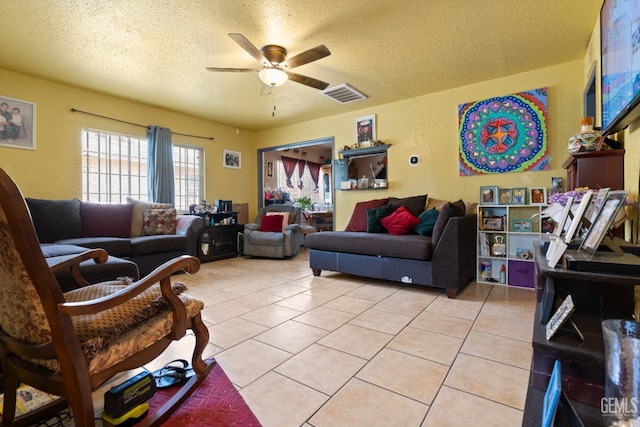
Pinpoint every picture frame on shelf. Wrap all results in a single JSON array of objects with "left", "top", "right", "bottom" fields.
[
  {"left": 529, "top": 187, "right": 547, "bottom": 205},
  {"left": 511, "top": 219, "right": 533, "bottom": 232},
  {"left": 511, "top": 188, "right": 526, "bottom": 205},
  {"left": 564, "top": 190, "right": 594, "bottom": 243},
  {"left": 541, "top": 217, "right": 556, "bottom": 234},
  {"left": 579, "top": 190, "right": 628, "bottom": 258},
  {"left": 480, "top": 186, "right": 498, "bottom": 205},
  {"left": 498, "top": 188, "right": 512, "bottom": 204},
  {"left": 482, "top": 216, "right": 504, "bottom": 231},
  {"left": 542, "top": 360, "right": 562, "bottom": 427},
  {"left": 546, "top": 294, "right": 576, "bottom": 340}
]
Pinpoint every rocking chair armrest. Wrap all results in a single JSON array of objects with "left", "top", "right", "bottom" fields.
[
  {"left": 58, "top": 255, "right": 201, "bottom": 317},
  {"left": 48, "top": 249, "right": 109, "bottom": 273}
]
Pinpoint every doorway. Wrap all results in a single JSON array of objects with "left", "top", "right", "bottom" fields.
[{"left": 257, "top": 137, "right": 334, "bottom": 226}]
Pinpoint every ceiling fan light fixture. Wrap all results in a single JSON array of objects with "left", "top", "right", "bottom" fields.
[{"left": 259, "top": 68, "right": 288, "bottom": 87}]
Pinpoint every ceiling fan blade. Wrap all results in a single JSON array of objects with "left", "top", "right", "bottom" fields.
[
  {"left": 286, "top": 71, "right": 330, "bottom": 90},
  {"left": 282, "top": 45, "right": 331, "bottom": 69},
  {"left": 206, "top": 67, "right": 259, "bottom": 73},
  {"left": 260, "top": 84, "right": 274, "bottom": 96},
  {"left": 228, "top": 33, "right": 271, "bottom": 65}
]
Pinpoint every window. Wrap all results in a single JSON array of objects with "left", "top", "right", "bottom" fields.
[
  {"left": 275, "top": 159, "right": 324, "bottom": 204},
  {"left": 81, "top": 128, "right": 203, "bottom": 211}
]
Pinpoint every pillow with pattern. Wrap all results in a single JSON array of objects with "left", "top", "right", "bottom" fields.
[{"left": 142, "top": 208, "right": 177, "bottom": 235}]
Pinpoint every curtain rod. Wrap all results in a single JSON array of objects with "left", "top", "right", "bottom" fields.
[{"left": 69, "top": 108, "right": 215, "bottom": 141}]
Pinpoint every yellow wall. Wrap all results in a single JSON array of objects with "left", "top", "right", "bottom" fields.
[
  {"left": 3, "top": 57, "right": 636, "bottom": 236},
  {"left": 0, "top": 68, "right": 255, "bottom": 205},
  {"left": 256, "top": 61, "right": 586, "bottom": 229}
]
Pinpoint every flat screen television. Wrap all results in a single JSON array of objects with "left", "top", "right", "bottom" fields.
[{"left": 600, "top": 0, "right": 640, "bottom": 135}]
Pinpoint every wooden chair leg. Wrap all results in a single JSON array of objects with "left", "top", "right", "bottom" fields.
[{"left": 1, "top": 374, "right": 19, "bottom": 425}]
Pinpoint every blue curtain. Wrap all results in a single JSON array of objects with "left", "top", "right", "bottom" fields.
[{"left": 147, "top": 126, "right": 175, "bottom": 204}]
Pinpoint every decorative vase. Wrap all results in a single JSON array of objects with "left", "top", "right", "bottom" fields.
[
  {"left": 601, "top": 319, "right": 640, "bottom": 425},
  {"left": 567, "top": 117, "right": 601, "bottom": 154}
]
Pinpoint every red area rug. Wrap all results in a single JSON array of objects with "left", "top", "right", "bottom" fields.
[{"left": 147, "top": 360, "right": 261, "bottom": 426}]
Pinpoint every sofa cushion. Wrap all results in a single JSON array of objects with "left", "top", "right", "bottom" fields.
[
  {"left": 366, "top": 204, "right": 392, "bottom": 233},
  {"left": 265, "top": 206, "right": 296, "bottom": 225},
  {"left": 267, "top": 211, "right": 290, "bottom": 232},
  {"left": 142, "top": 208, "right": 177, "bottom": 235},
  {"left": 306, "top": 231, "right": 433, "bottom": 261},
  {"left": 387, "top": 194, "right": 427, "bottom": 217},
  {"left": 432, "top": 200, "right": 466, "bottom": 246},
  {"left": 26, "top": 198, "right": 81, "bottom": 243},
  {"left": 414, "top": 208, "right": 439, "bottom": 236},
  {"left": 260, "top": 214, "right": 284, "bottom": 232},
  {"left": 381, "top": 206, "right": 420, "bottom": 236},
  {"left": 40, "top": 243, "right": 88, "bottom": 258},
  {"left": 56, "top": 237, "right": 132, "bottom": 257},
  {"left": 126, "top": 197, "right": 173, "bottom": 237},
  {"left": 129, "top": 235, "right": 187, "bottom": 257},
  {"left": 345, "top": 198, "right": 389, "bottom": 232},
  {"left": 80, "top": 202, "right": 133, "bottom": 238}
]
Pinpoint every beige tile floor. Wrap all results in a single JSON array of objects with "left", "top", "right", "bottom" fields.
[{"left": 89, "top": 249, "right": 536, "bottom": 427}]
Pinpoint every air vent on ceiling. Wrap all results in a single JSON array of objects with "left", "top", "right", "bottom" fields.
[{"left": 321, "top": 84, "right": 368, "bottom": 104}]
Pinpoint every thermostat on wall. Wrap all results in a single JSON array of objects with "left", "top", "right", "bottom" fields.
[{"left": 408, "top": 155, "right": 420, "bottom": 166}]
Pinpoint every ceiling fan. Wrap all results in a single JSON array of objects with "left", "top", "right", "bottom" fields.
[{"left": 206, "top": 33, "right": 331, "bottom": 95}]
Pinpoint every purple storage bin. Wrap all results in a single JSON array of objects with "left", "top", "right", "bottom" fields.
[{"left": 508, "top": 260, "right": 534, "bottom": 288}]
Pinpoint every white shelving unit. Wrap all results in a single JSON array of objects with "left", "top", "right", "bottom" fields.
[{"left": 476, "top": 204, "right": 546, "bottom": 287}]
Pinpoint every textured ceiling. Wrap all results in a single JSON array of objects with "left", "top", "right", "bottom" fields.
[{"left": 0, "top": 1, "right": 601, "bottom": 132}]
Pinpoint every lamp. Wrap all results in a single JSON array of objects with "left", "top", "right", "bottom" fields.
[{"left": 259, "top": 68, "right": 288, "bottom": 87}]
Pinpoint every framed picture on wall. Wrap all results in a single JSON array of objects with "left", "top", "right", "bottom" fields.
[
  {"left": 0, "top": 95, "right": 36, "bottom": 150},
  {"left": 355, "top": 114, "right": 376, "bottom": 145},
  {"left": 223, "top": 149, "right": 241, "bottom": 169},
  {"left": 266, "top": 160, "right": 274, "bottom": 178}
]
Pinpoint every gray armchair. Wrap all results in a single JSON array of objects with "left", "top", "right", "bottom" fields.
[{"left": 243, "top": 205, "right": 303, "bottom": 258}]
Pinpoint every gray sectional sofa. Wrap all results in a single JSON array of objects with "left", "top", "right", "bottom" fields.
[
  {"left": 26, "top": 197, "right": 204, "bottom": 291},
  {"left": 305, "top": 196, "right": 477, "bottom": 298}
]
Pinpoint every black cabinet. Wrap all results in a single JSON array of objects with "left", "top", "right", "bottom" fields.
[
  {"left": 197, "top": 224, "right": 244, "bottom": 262},
  {"left": 522, "top": 242, "right": 638, "bottom": 426}
]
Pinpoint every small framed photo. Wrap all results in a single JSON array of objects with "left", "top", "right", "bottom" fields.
[
  {"left": 550, "top": 177, "right": 564, "bottom": 195},
  {"left": 579, "top": 190, "right": 628, "bottom": 258},
  {"left": 498, "top": 188, "right": 512, "bottom": 204},
  {"left": 546, "top": 294, "right": 575, "bottom": 340},
  {"left": 511, "top": 188, "right": 526, "bottom": 205},
  {"left": 355, "top": 114, "right": 376, "bottom": 144},
  {"left": 265, "top": 160, "right": 274, "bottom": 178},
  {"left": 511, "top": 219, "right": 533, "bottom": 232},
  {"left": 0, "top": 95, "right": 36, "bottom": 150},
  {"left": 223, "top": 149, "right": 241, "bottom": 169},
  {"left": 529, "top": 187, "right": 547, "bottom": 205},
  {"left": 542, "top": 360, "right": 562, "bottom": 427},
  {"left": 542, "top": 217, "right": 556, "bottom": 234},
  {"left": 482, "top": 216, "right": 504, "bottom": 231},
  {"left": 480, "top": 186, "right": 498, "bottom": 205}
]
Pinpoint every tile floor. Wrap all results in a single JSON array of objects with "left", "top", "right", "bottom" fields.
[{"left": 90, "top": 249, "right": 536, "bottom": 427}]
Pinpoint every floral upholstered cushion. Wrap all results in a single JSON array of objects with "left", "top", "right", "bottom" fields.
[{"left": 142, "top": 208, "right": 177, "bottom": 235}]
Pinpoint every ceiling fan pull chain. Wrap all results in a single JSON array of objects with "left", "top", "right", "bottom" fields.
[{"left": 272, "top": 92, "right": 277, "bottom": 117}]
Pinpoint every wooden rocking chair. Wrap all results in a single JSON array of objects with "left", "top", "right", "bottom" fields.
[{"left": 0, "top": 168, "right": 214, "bottom": 426}]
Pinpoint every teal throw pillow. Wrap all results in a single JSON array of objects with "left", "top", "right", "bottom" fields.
[
  {"left": 366, "top": 204, "right": 393, "bottom": 233},
  {"left": 414, "top": 207, "right": 439, "bottom": 236}
]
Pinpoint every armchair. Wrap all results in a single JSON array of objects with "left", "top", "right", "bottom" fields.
[
  {"left": 0, "top": 168, "right": 214, "bottom": 427},
  {"left": 243, "top": 205, "right": 303, "bottom": 258}
]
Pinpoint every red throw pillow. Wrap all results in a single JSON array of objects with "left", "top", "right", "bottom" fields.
[
  {"left": 345, "top": 198, "right": 389, "bottom": 232},
  {"left": 260, "top": 214, "right": 284, "bottom": 232},
  {"left": 381, "top": 206, "right": 419, "bottom": 236}
]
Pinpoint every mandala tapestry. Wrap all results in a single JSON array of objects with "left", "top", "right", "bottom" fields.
[{"left": 458, "top": 87, "right": 548, "bottom": 175}]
